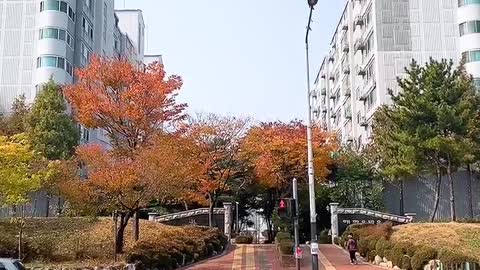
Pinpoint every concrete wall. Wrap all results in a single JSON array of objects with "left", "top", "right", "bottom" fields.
[{"left": 383, "top": 170, "right": 480, "bottom": 221}]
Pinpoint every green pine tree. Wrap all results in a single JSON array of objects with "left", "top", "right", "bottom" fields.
[
  {"left": 371, "top": 58, "right": 480, "bottom": 221},
  {"left": 26, "top": 80, "right": 80, "bottom": 161}
]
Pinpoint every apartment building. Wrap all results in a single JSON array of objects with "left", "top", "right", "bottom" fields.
[
  {"left": 0, "top": 0, "right": 156, "bottom": 145},
  {"left": 459, "top": 0, "right": 480, "bottom": 87},
  {"left": 312, "top": 0, "right": 463, "bottom": 147}
]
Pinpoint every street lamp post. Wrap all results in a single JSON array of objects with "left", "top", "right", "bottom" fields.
[
  {"left": 305, "top": 0, "right": 319, "bottom": 269},
  {"left": 236, "top": 202, "right": 239, "bottom": 233}
]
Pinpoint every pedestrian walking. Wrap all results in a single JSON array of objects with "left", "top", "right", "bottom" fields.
[{"left": 346, "top": 233, "right": 358, "bottom": 264}]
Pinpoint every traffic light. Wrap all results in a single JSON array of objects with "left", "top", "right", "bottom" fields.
[
  {"left": 278, "top": 199, "right": 288, "bottom": 218},
  {"left": 278, "top": 198, "right": 297, "bottom": 218}
]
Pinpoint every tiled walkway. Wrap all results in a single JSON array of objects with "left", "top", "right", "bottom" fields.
[{"left": 186, "top": 244, "right": 383, "bottom": 270}]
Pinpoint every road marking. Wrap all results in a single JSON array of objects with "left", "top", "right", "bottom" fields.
[
  {"left": 318, "top": 249, "right": 336, "bottom": 270},
  {"left": 245, "top": 245, "right": 255, "bottom": 269},
  {"left": 231, "top": 245, "right": 244, "bottom": 270}
]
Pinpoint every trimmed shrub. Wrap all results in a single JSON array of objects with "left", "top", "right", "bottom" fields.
[
  {"left": 390, "top": 244, "right": 408, "bottom": 268},
  {"left": 438, "top": 249, "right": 475, "bottom": 265},
  {"left": 411, "top": 246, "right": 437, "bottom": 270},
  {"left": 319, "top": 229, "right": 330, "bottom": 244},
  {"left": 368, "top": 249, "right": 377, "bottom": 262},
  {"left": 278, "top": 241, "right": 294, "bottom": 255},
  {"left": 375, "top": 237, "right": 392, "bottom": 258},
  {"left": 358, "top": 238, "right": 370, "bottom": 257},
  {"left": 402, "top": 255, "right": 412, "bottom": 270},
  {"left": 275, "top": 232, "right": 291, "bottom": 243},
  {"left": 333, "top": 237, "right": 340, "bottom": 245},
  {"left": 235, "top": 235, "right": 253, "bottom": 244}
]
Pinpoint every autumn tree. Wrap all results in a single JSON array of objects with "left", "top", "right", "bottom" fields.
[
  {"left": 0, "top": 134, "right": 46, "bottom": 259},
  {"left": 186, "top": 113, "right": 251, "bottom": 227},
  {"left": 241, "top": 121, "right": 337, "bottom": 238},
  {"left": 0, "top": 95, "right": 30, "bottom": 136},
  {"left": 64, "top": 56, "right": 186, "bottom": 245}
]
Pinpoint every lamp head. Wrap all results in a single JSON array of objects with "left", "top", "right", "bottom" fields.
[{"left": 308, "top": 0, "right": 318, "bottom": 8}]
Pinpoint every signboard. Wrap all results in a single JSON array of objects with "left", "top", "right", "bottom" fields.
[
  {"left": 295, "top": 247, "right": 304, "bottom": 259},
  {"left": 310, "top": 243, "right": 319, "bottom": 255},
  {"left": 337, "top": 213, "right": 405, "bottom": 236}
]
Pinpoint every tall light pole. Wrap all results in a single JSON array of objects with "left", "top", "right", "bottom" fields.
[{"left": 305, "top": 0, "right": 319, "bottom": 269}]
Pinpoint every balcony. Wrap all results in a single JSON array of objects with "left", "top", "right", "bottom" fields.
[
  {"left": 356, "top": 87, "right": 367, "bottom": 101},
  {"left": 360, "top": 116, "right": 368, "bottom": 127},
  {"left": 364, "top": 79, "right": 376, "bottom": 93},
  {"left": 343, "top": 87, "right": 351, "bottom": 97},
  {"left": 342, "top": 22, "right": 348, "bottom": 31},
  {"left": 345, "top": 108, "right": 352, "bottom": 119},
  {"left": 343, "top": 65, "right": 350, "bottom": 75},
  {"left": 322, "top": 107, "right": 327, "bottom": 113},
  {"left": 328, "top": 54, "right": 335, "bottom": 63},
  {"left": 346, "top": 135, "right": 354, "bottom": 142},
  {"left": 356, "top": 65, "right": 366, "bottom": 76},
  {"left": 320, "top": 73, "right": 326, "bottom": 79},
  {"left": 354, "top": 38, "right": 365, "bottom": 51},
  {"left": 330, "top": 91, "right": 336, "bottom": 99},
  {"left": 329, "top": 74, "right": 336, "bottom": 81},
  {"left": 354, "top": 15, "right": 364, "bottom": 26},
  {"left": 321, "top": 88, "right": 326, "bottom": 95},
  {"left": 342, "top": 43, "right": 350, "bottom": 53}
]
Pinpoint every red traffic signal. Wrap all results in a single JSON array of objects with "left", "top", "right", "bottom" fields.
[{"left": 279, "top": 199, "right": 286, "bottom": 209}]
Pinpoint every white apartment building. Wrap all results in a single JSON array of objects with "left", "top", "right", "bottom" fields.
[
  {"left": 459, "top": 0, "right": 480, "bottom": 86},
  {"left": 0, "top": 0, "right": 157, "bottom": 145},
  {"left": 312, "top": 0, "right": 466, "bottom": 147}
]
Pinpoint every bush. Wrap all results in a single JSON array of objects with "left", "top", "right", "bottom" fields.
[
  {"left": 333, "top": 237, "right": 340, "bottom": 245},
  {"left": 437, "top": 249, "right": 475, "bottom": 265},
  {"left": 389, "top": 244, "right": 409, "bottom": 268},
  {"left": 235, "top": 235, "right": 253, "bottom": 244},
  {"left": 275, "top": 232, "right": 291, "bottom": 243},
  {"left": 278, "top": 241, "right": 294, "bottom": 255},
  {"left": 358, "top": 238, "right": 371, "bottom": 257},
  {"left": 368, "top": 249, "right": 377, "bottom": 262},
  {"left": 375, "top": 237, "right": 392, "bottom": 258},
  {"left": 402, "top": 255, "right": 412, "bottom": 270},
  {"left": 410, "top": 246, "right": 437, "bottom": 270},
  {"left": 319, "top": 229, "right": 330, "bottom": 244}
]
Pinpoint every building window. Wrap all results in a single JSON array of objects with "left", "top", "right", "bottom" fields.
[
  {"left": 462, "top": 50, "right": 480, "bottom": 62},
  {"left": 82, "top": 17, "right": 94, "bottom": 42},
  {"left": 103, "top": 2, "right": 108, "bottom": 43},
  {"left": 366, "top": 89, "right": 377, "bottom": 111},
  {"left": 68, "top": 7, "right": 75, "bottom": 21},
  {"left": 36, "top": 55, "right": 73, "bottom": 76},
  {"left": 458, "top": 0, "right": 480, "bottom": 6},
  {"left": 459, "top": 21, "right": 480, "bottom": 36},
  {"left": 39, "top": 27, "right": 74, "bottom": 48},
  {"left": 474, "top": 78, "right": 480, "bottom": 89}
]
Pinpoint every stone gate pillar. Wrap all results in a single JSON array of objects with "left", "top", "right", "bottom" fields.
[
  {"left": 329, "top": 203, "right": 339, "bottom": 243},
  {"left": 223, "top": 203, "right": 232, "bottom": 241}
]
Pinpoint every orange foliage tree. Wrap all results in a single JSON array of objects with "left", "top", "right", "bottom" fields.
[
  {"left": 64, "top": 56, "right": 186, "bottom": 154},
  {"left": 241, "top": 120, "right": 337, "bottom": 238},
  {"left": 61, "top": 133, "right": 200, "bottom": 253},
  {"left": 186, "top": 114, "right": 251, "bottom": 227},
  {"left": 62, "top": 56, "right": 187, "bottom": 249}
]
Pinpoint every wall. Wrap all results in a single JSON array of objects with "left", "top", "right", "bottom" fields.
[{"left": 383, "top": 170, "right": 480, "bottom": 221}]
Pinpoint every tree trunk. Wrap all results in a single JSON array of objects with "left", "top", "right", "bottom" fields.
[
  {"left": 467, "top": 164, "right": 474, "bottom": 219},
  {"left": 399, "top": 178, "right": 405, "bottom": 215},
  {"left": 18, "top": 226, "right": 23, "bottom": 260},
  {"left": 45, "top": 195, "right": 50, "bottom": 218},
  {"left": 430, "top": 168, "right": 442, "bottom": 222},
  {"left": 208, "top": 194, "right": 215, "bottom": 228},
  {"left": 133, "top": 211, "right": 139, "bottom": 241},
  {"left": 447, "top": 162, "right": 456, "bottom": 222},
  {"left": 56, "top": 197, "right": 63, "bottom": 216},
  {"left": 115, "top": 212, "right": 132, "bottom": 254}
]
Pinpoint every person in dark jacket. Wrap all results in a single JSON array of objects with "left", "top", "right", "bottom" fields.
[{"left": 346, "top": 233, "right": 358, "bottom": 264}]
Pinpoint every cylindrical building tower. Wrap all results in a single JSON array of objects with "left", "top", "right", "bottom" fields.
[
  {"left": 35, "top": 0, "right": 77, "bottom": 90},
  {"left": 458, "top": 0, "right": 480, "bottom": 88}
]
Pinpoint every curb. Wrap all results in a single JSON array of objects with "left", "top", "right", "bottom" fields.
[{"left": 176, "top": 244, "right": 233, "bottom": 270}]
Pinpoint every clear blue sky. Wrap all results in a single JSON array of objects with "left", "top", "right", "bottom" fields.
[{"left": 116, "top": 0, "right": 345, "bottom": 122}]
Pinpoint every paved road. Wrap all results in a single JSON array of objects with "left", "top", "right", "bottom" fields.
[{"left": 186, "top": 244, "right": 383, "bottom": 270}]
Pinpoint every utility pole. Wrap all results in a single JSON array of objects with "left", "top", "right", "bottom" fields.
[
  {"left": 305, "top": 0, "right": 319, "bottom": 269},
  {"left": 236, "top": 202, "right": 240, "bottom": 233},
  {"left": 293, "top": 178, "right": 301, "bottom": 270}
]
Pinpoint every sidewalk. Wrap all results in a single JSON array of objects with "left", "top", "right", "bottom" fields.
[{"left": 318, "top": 244, "right": 383, "bottom": 270}]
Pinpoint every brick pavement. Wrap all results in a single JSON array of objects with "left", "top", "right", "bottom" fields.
[{"left": 186, "top": 244, "right": 383, "bottom": 270}]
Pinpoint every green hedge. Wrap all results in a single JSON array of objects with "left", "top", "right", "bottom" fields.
[
  {"left": 278, "top": 241, "right": 294, "bottom": 255},
  {"left": 235, "top": 235, "right": 253, "bottom": 244}
]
